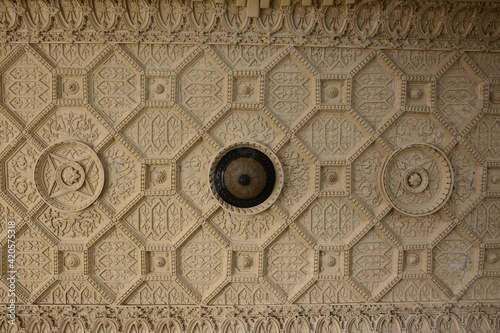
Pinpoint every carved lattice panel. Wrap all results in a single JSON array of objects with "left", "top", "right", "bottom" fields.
[{"left": 0, "top": 0, "right": 499, "bottom": 332}]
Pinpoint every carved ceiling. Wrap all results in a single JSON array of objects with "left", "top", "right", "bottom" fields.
[{"left": 0, "top": 0, "right": 500, "bottom": 332}]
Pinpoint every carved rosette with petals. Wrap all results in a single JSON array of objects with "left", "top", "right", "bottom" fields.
[
  {"left": 380, "top": 144, "right": 453, "bottom": 216},
  {"left": 34, "top": 140, "right": 105, "bottom": 211}
]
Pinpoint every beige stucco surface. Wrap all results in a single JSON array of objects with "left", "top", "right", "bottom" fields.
[{"left": 0, "top": 0, "right": 499, "bottom": 332}]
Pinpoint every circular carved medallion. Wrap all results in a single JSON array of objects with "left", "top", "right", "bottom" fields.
[
  {"left": 209, "top": 142, "right": 283, "bottom": 215},
  {"left": 380, "top": 144, "right": 453, "bottom": 216},
  {"left": 34, "top": 141, "right": 105, "bottom": 211}
]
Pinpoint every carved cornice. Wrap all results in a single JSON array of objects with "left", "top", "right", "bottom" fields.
[{"left": 0, "top": 0, "right": 499, "bottom": 50}]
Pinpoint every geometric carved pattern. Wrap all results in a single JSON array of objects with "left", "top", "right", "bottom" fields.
[
  {"left": 297, "top": 281, "right": 362, "bottom": 303},
  {"left": 2, "top": 140, "right": 41, "bottom": 212},
  {"left": 277, "top": 143, "right": 315, "bottom": 215},
  {"left": 123, "top": 107, "right": 194, "bottom": 159},
  {"left": 178, "top": 52, "right": 226, "bottom": 124},
  {"left": 432, "top": 229, "right": 478, "bottom": 296},
  {"left": 297, "top": 111, "right": 366, "bottom": 160},
  {"left": 436, "top": 60, "right": 481, "bottom": 132},
  {"left": 90, "top": 227, "right": 139, "bottom": 297},
  {"left": 126, "top": 281, "right": 193, "bottom": 305},
  {"left": 380, "top": 144, "right": 453, "bottom": 216},
  {"left": 350, "top": 228, "right": 397, "bottom": 299},
  {"left": 211, "top": 283, "right": 278, "bottom": 305},
  {"left": 34, "top": 141, "right": 105, "bottom": 211},
  {"left": 123, "top": 196, "right": 194, "bottom": 244},
  {"left": 34, "top": 107, "right": 109, "bottom": 148},
  {"left": 35, "top": 205, "right": 108, "bottom": 241},
  {"left": 0, "top": 0, "right": 499, "bottom": 327},
  {"left": 466, "top": 115, "right": 500, "bottom": 161},
  {"left": 264, "top": 228, "right": 313, "bottom": 298},
  {"left": 37, "top": 281, "right": 107, "bottom": 305},
  {"left": 0, "top": 49, "right": 52, "bottom": 124},
  {"left": 89, "top": 50, "right": 141, "bottom": 126},
  {"left": 177, "top": 227, "right": 226, "bottom": 299},
  {"left": 379, "top": 279, "right": 442, "bottom": 303},
  {"left": 351, "top": 144, "right": 387, "bottom": 215},
  {"left": 445, "top": 145, "right": 483, "bottom": 217},
  {"left": 10, "top": 226, "right": 52, "bottom": 295},
  {"left": 265, "top": 54, "right": 314, "bottom": 128},
  {"left": 210, "top": 208, "right": 280, "bottom": 243},
  {"left": 352, "top": 57, "right": 399, "bottom": 130},
  {"left": 463, "top": 199, "right": 500, "bottom": 242},
  {"left": 296, "top": 198, "right": 365, "bottom": 244},
  {"left": 382, "top": 113, "right": 452, "bottom": 150}
]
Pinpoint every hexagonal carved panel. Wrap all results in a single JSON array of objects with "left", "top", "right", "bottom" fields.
[
  {"left": 350, "top": 228, "right": 398, "bottom": 299},
  {"left": 178, "top": 52, "right": 226, "bottom": 124},
  {"left": 265, "top": 54, "right": 315, "bottom": 128},
  {"left": 432, "top": 228, "right": 479, "bottom": 295},
  {"left": 8, "top": 226, "right": 53, "bottom": 295},
  {"left": 89, "top": 50, "right": 141, "bottom": 125},
  {"left": 436, "top": 59, "right": 482, "bottom": 132},
  {"left": 352, "top": 57, "right": 400, "bottom": 130},
  {"left": 90, "top": 227, "right": 140, "bottom": 297},
  {"left": 177, "top": 227, "right": 226, "bottom": 298},
  {"left": 264, "top": 228, "right": 313, "bottom": 298},
  {"left": 1, "top": 49, "right": 52, "bottom": 124}
]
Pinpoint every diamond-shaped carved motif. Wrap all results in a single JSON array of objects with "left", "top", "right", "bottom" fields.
[
  {"left": 178, "top": 52, "right": 226, "bottom": 124},
  {"left": 463, "top": 198, "right": 500, "bottom": 242},
  {"left": 352, "top": 57, "right": 400, "bottom": 130},
  {"left": 297, "top": 111, "right": 368, "bottom": 160},
  {"left": 436, "top": 59, "right": 482, "bottom": 132},
  {"left": 177, "top": 227, "right": 226, "bottom": 299},
  {"left": 126, "top": 281, "right": 193, "bottom": 305},
  {"left": 432, "top": 228, "right": 479, "bottom": 295},
  {"left": 0, "top": 196, "right": 20, "bottom": 238},
  {"left": 264, "top": 228, "right": 313, "bottom": 298},
  {"left": 350, "top": 228, "right": 397, "bottom": 299},
  {"left": 265, "top": 54, "right": 315, "bottom": 128},
  {"left": 382, "top": 210, "right": 450, "bottom": 244},
  {"left": 90, "top": 227, "right": 140, "bottom": 297},
  {"left": 123, "top": 107, "right": 195, "bottom": 159},
  {"left": 89, "top": 50, "right": 141, "bottom": 125},
  {"left": 211, "top": 283, "right": 278, "bottom": 305},
  {"left": 1, "top": 49, "right": 52, "bottom": 124}
]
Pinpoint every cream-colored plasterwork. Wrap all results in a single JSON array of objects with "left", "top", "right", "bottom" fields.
[{"left": 0, "top": 0, "right": 500, "bottom": 332}]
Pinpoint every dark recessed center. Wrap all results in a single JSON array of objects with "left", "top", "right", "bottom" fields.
[
  {"left": 214, "top": 147, "right": 275, "bottom": 208},
  {"left": 238, "top": 174, "right": 251, "bottom": 186}
]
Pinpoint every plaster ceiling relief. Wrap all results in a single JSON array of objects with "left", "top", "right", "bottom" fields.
[{"left": 0, "top": 0, "right": 500, "bottom": 331}]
